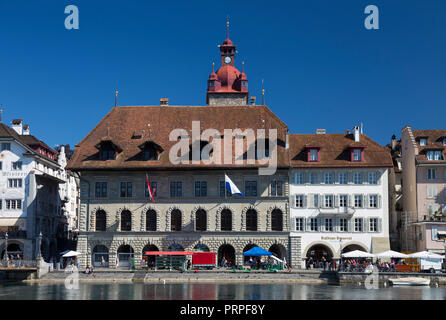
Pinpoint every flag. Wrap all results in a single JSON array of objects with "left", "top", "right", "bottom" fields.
[
  {"left": 146, "top": 173, "right": 156, "bottom": 204},
  {"left": 225, "top": 174, "right": 243, "bottom": 196}
]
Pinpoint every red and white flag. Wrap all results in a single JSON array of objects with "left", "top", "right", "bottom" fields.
[{"left": 146, "top": 173, "right": 155, "bottom": 204}]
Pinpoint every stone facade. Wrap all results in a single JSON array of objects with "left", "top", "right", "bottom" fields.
[{"left": 76, "top": 169, "right": 292, "bottom": 268}]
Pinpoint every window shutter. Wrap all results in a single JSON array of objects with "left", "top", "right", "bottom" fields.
[
  {"left": 362, "top": 194, "right": 367, "bottom": 208},
  {"left": 306, "top": 218, "right": 311, "bottom": 231},
  {"left": 432, "top": 226, "right": 438, "bottom": 240},
  {"left": 347, "top": 219, "right": 352, "bottom": 232},
  {"left": 364, "top": 218, "right": 370, "bottom": 233},
  {"left": 318, "top": 218, "right": 323, "bottom": 232},
  {"left": 308, "top": 194, "right": 314, "bottom": 208},
  {"left": 335, "top": 195, "right": 339, "bottom": 208},
  {"left": 291, "top": 195, "right": 296, "bottom": 209},
  {"left": 318, "top": 194, "right": 323, "bottom": 208},
  {"left": 376, "top": 171, "right": 381, "bottom": 185},
  {"left": 378, "top": 195, "right": 382, "bottom": 209},
  {"left": 303, "top": 195, "right": 307, "bottom": 208},
  {"left": 348, "top": 195, "right": 352, "bottom": 207},
  {"left": 377, "top": 218, "right": 382, "bottom": 233},
  {"left": 302, "top": 218, "right": 306, "bottom": 232},
  {"left": 302, "top": 172, "right": 308, "bottom": 184},
  {"left": 291, "top": 217, "right": 296, "bottom": 232}
]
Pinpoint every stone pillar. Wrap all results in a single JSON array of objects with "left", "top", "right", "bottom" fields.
[
  {"left": 289, "top": 236, "right": 302, "bottom": 269},
  {"left": 76, "top": 235, "right": 88, "bottom": 268}
]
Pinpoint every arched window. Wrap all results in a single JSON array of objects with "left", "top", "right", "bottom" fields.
[
  {"left": 246, "top": 209, "right": 257, "bottom": 231},
  {"left": 121, "top": 210, "right": 132, "bottom": 231},
  {"left": 92, "top": 245, "right": 109, "bottom": 267},
  {"left": 195, "top": 209, "right": 207, "bottom": 231},
  {"left": 271, "top": 209, "right": 283, "bottom": 231},
  {"left": 221, "top": 209, "right": 232, "bottom": 231},
  {"left": 146, "top": 209, "right": 157, "bottom": 231},
  {"left": 95, "top": 210, "right": 106, "bottom": 231},
  {"left": 171, "top": 209, "right": 182, "bottom": 231}
]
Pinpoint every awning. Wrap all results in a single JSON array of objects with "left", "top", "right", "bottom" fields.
[
  {"left": 144, "top": 251, "right": 194, "bottom": 256},
  {"left": 408, "top": 251, "right": 444, "bottom": 259},
  {"left": 375, "top": 250, "right": 408, "bottom": 258},
  {"left": 437, "top": 231, "right": 446, "bottom": 237},
  {"left": 243, "top": 246, "right": 272, "bottom": 257}
]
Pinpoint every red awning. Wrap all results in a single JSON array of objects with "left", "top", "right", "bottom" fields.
[{"left": 144, "top": 251, "right": 195, "bottom": 256}]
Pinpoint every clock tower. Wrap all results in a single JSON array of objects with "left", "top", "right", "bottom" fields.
[{"left": 206, "top": 22, "right": 249, "bottom": 106}]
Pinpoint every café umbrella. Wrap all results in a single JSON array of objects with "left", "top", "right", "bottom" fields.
[
  {"left": 408, "top": 251, "right": 444, "bottom": 259},
  {"left": 374, "top": 250, "right": 408, "bottom": 259},
  {"left": 341, "top": 250, "right": 375, "bottom": 258},
  {"left": 62, "top": 251, "right": 81, "bottom": 258}
]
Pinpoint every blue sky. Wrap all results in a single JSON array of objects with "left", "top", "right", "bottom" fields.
[{"left": 0, "top": 0, "right": 445, "bottom": 148}]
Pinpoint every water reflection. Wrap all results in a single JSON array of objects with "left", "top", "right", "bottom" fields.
[{"left": 0, "top": 282, "right": 445, "bottom": 300}]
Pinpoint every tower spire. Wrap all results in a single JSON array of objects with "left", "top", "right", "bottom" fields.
[
  {"left": 261, "top": 79, "right": 265, "bottom": 105},
  {"left": 115, "top": 90, "right": 119, "bottom": 107},
  {"left": 242, "top": 61, "right": 245, "bottom": 73},
  {"left": 226, "top": 17, "right": 230, "bottom": 39}
]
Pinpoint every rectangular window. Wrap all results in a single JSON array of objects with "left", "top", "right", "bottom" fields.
[
  {"left": 420, "top": 138, "right": 427, "bottom": 146},
  {"left": 313, "top": 194, "right": 319, "bottom": 208},
  {"left": 354, "top": 195, "right": 362, "bottom": 208},
  {"left": 427, "top": 185, "right": 438, "bottom": 199},
  {"left": 354, "top": 218, "right": 363, "bottom": 232},
  {"left": 8, "top": 179, "right": 22, "bottom": 188},
  {"left": 295, "top": 218, "right": 304, "bottom": 232},
  {"left": 195, "top": 181, "right": 207, "bottom": 197},
  {"left": 339, "top": 173, "right": 347, "bottom": 185},
  {"left": 324, "top": 173, "right": 333, "bottom": 184},
  {"left": 295, "top": 173, "right": 303, "bottom": 185},
  {"left": 219, "top": 181, "right": 232, "bottom": 198},
  {"left": 369, "top": 218, "right": 378, "bottom": 232},
  {"left": 1, "top": 143, "right": 11, "bottom": 151},
  {"left": 427, "top": 168, "right": 437, "bottom": 181},
  {"left": 339, "top": 218, "right": 348, "bottom": 232},
  {"left": 353, "top": 172, "right": 362, "bottom": 184},
  {"left": 120, "top": 182, "right": 132, "bottom": 198},
  {"left": 12, "top": 161, "right": 22, "bottom": 171},
  {"left": 245, "top": 181, "right": 257, "bottom": 197},
  {"left": 369, "top": 195, "right": 378, "bottom": 208},
  {"left": 170, "top": 181, "right": 182, "bottom": 197},
  {"left": 95, "top": 182, "right": 107, "bottom": 198},
  {"left": 145, "top": 181, "right": 157, "bottom": 198},
  {"left": 309, "top": 149, "right": 318, "bottom": 162},
  {"left": 427, "top": 151, "right": 434, "bottom": 160},
  {"left": 295, "top": 195, "right": 304, "bottom": 208},
  {"left": 368, "top": 172, "right": 377, "bottom": 185},
  {"left": 309, "top": 172, "right": 316, "bottom": 184},
  {"left": 443, "top": 138, "right": 446, "bottom": 146},
  {"left": 324, "top": 195, "right": 334, "bottom": 208},
  {"left": 271, "top": 180, "right": 283, "bottom": 196},
  {"left": 0, "top": 162, "right": 2, "bottom": 170},
  {"left": 6, "top": 200, "right": 21, "bottom": 210},
  {"left": 434, "top": 151, "right": 443, "bottom": 160},
  {"left": 325, "top": 218, "right": 333, "bottom": 232},
  {"left": 339, "top": 195, "right": 348, "bottom": 207},
  {"left": 353, "top": 149, "right": 362, "bottom": 161},
  {"left": 310, "top": 218, "right": 318, "bottom": 232}
]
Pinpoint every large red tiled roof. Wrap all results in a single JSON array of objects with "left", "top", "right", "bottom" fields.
[
  {"left": 412, "top": 129, "right": 446, "bottom": 163},
  {"left": 289, "top": 133, "right": 393, "bottom": 168},
  {"left": 68, "top": 105, "right": 289, "bottom": 171}
]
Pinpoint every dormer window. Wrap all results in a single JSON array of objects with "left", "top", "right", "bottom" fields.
[
  {"left": 138, "top": 141, "right": 163, "bottom": 161},
  {"left": 419, "top": 138, "right": 427, "bottom": 146},
  {"left": 209, "top": 80, "right": 215, "bottom": 87},
  {"left": 304, "top": 146, "right": 321, "bottom": 162},
  {"left": 353, "top": 149, "right": 362, "bottom": 161},
  {"left": 95, "top": 139, "right": 122, "bottom": 161},
  {"left": 427, "top": 150, "right": 443, "bottom": 161},
  {"left": 443, "top": 138, "right": 446, "bottom": 146}
]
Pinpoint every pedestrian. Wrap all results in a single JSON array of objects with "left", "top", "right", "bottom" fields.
[
  {"left": 187, "top": 259, "right": 191, "bottom": 270},
  {"left": 101, "top": 256, "right": 105, "bottom": 267}
]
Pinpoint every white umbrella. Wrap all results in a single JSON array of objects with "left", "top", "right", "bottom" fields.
[
  {"left": 59, "top": 250, "right": 70, "bottom": 256},
  {"left": 375, "top": 250, "right": 408, "bottom": 259},
  {"left": 62, "top": 251, "right": 81, "bottom": 258},
  {"left": 408, "top": 251, "right": 444, "bottom": 259},
  {"left": 341, "top": 250, "right": 375, "bottom": 258}
]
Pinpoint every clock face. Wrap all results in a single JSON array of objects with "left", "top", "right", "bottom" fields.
[{"left": 224, "top": 56, "right": 232, "bottom": 64}]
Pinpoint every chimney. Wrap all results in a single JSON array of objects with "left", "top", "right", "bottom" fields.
[
  {"left": 23, "top": 124, "right": 30, "bottom": 135},
  {"left": 160, "top": 98, "right": 169, "bottom": 106},
  {"left": 316, "top": 129, "right": 326, "bottom": 135},
  {"left": 391, "top": 134, "right": 397, "bottom": 151},
  {"left": 353, "top": 126, "right": 360, "bottom": 142},
  {"left": 346, "top": 130, "right": 350, "bottom": 135},
  {"left": 12, "top": 119, "right": 23, "bottom": 135},
  {"left": 250, "top": 97, "right": 256, "bottom": 105}
]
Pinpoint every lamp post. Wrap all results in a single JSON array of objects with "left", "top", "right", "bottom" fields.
[{"left": 4, "top": 232, "right": 8, "bottom": 267}]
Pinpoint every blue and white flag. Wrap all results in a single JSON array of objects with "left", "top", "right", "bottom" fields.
[{"left": 225, "top": 174, "right": 243, "bottom": 196}]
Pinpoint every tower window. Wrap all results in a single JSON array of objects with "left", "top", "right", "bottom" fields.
[
  {"left": 242, "top": 81, "right": 247, "bottom": 87},
  {"left": 209, "top": 80, "right": 215, "bottom": 87}
]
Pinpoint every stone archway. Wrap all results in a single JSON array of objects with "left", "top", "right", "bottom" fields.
[
  {"left": 92, "top": 245, "right": 109, "bottom": 268},
  {"left": 341, "top": 243, "right": 369, "bottom": 254},
  {"left": 117, "top": 245, "right": 134, "bottom": 269},
  {"left": 142, "top": 244, "right": 159, "bottom": 267},
  {"left": 305, "top": 243, "right": 334, "bottom": 265},
  {"left": 242, "top": 243, "right": 258, "bottom": 264},
  {"left": 269, "top": 243, "right": 286, "bottom": 261},
  {"left": 217, "top": 244, "right": 235, "bottom": 267}
]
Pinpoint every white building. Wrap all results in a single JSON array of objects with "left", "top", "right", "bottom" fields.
[
  {"left": 288, "top": 127, "right": 393, "bottom": 268},
  {"left": 0, "top": 119, "right": 77, "bottom": 261}
]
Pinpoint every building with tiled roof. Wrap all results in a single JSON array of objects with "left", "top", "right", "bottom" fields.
[
  {"left": 0, "top": 119, "right": 78, "bottom": 263},
  {"left": 288, "top": 126, "right": 393, "bottom": 267},
  {"left": 401, "top": 127, "right": 446, "bottom": 254},
  {"left": 69, "top": 29, "right": 292, "bottom": 269}
]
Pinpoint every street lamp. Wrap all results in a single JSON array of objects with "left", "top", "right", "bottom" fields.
[{"left": 339, "top": 239, "right": 343, "bottom": 271}]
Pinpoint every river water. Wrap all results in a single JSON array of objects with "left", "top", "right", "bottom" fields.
[{"left": 0, "top": 282, "right": 445, "bottom": 300}]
